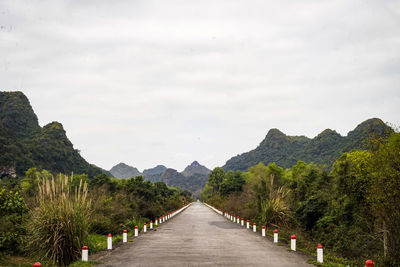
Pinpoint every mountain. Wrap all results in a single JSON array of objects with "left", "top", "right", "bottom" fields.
[
  {"left": 0, "top": 91, "right": 106, "bottom": 177},
  {"left": 142, "top": 165, "right": 167, "bottom": 183},
  {"left": 181, "top": 161, "right": 211, "bottom": 177},
  {"left": 161, "top": 167, "right": 209, "bottom": 197},
  {"left": 223, "top": 118, "right": 392, "bottom": 171},
  {"left": 110, "top": 161, "right": 210, "bottom": 196},
  {"left": 109, "top": 162, "right": 141, "bottom": 178}
]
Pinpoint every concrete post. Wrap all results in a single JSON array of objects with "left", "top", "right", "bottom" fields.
[
  {"left": 135, "top": 226, "right": 138, "bottom": 237},
  {"left": 150, "top": 221, "right": 153, "bottom": 229},
  {"left": 241, "top": 218, "right": 244, "bottom": 226},
  {"left": 253, "top": 223, "right": 256, "bottom": 232},
  {"left": 274, "top": 229, "right": 278, "bottom": 243},
  {"left": 262, "top": 226, "right": 266, "bottom": 237},
  {"left": 246, "top": 220, "right": 250, "bottom": 229},
  {"left": 144, "top": 223, "right": 147, "bottom": 233},
  {"left": 291, "top": 235, "right": 296, "bottom": 251},
  {"left": 107, "top": 233, "right": 112, "bottom": 250},
  {"left": 237, "top": 216, "right": 240, "bottom": 224},
  {"left": 82, "top": 246, "right": 88, "bottom": 262},
  {"left": 317, "top": 244, "right": 323, "bottom": 263},
  {"left": 233, "top": 216, "right": 236, "bottom": 223},
  {"left": 155, "top": 219, "right": 158, "bottom": 226},
  {"left": 123, "top": 229, "right": 127, "bottom": 242}
]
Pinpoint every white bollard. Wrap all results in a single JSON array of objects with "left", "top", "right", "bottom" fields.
[
  {"left": 274, "top": 229, "right": 278, "bottom": 243},
  {"left": 291, "top": 235, "right": 296, "bottom": 251},
  {"left": 237, "top": 216, "right": 240, "bottom": 224},
  {"left": 246, "top": 220, "right": 250, "bottom": 229},
  {"left": 241, "top": 218, "right": 244, "bottom": 226},
  {"left": 230, "top": 215, "right": 233, "bottom": 221},
  {"left": 144, "top": 223, "right": 147, "bottom": 233},
  {"left": 123, "top": 229, "right": 127, "bottom": 242},
  {"left": 317, "top": 244, "right": 323, "bottom": 263},
  {"left": 155, "top": 219, "right": 158, "bottom": 226},
  {"left": 262, "top": 226, "right": 266, "bottom": 236},
  {"left": 253, "top": 223, "right": 256, "bottom": 232},
  {"left": 82, "top": 246, "right": 88, "bottom": 262},
  {"left": 135, "top": 226, "right": 139, "bottom": 237},
  {"left": 233, "top": 216, "right": 236, "bottom": 223},
  {"left": 150, "top": 221, "right": 153, "bottom": 229},
  {"left": 107, "top": 233, "right": 112, "bottom": 250}
]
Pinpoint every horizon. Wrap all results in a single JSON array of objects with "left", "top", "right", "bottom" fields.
[{"left": 1, "top": 1, "right": 399, "bottom": 171}]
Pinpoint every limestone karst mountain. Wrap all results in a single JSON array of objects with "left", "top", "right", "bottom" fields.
[{"left": 222, "top": 118, "right": 392, "bottom": 171}]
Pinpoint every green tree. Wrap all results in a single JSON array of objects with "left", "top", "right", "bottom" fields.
[
  {"left": 368, "top": 132, "right": 400, "bottom": 262},
  {"left": 0, "top": 188, "right": 27, "bottom": 253}
]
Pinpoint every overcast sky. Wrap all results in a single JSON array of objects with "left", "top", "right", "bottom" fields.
[{"left": 1, "top": 0, "right": 399, "bottom": 172}]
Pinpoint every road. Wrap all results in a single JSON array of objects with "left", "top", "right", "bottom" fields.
[{"left": 94, "top": 202, "right": 311, "bottom": 266}]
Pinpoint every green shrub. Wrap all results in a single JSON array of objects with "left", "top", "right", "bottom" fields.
[
  {"left": 0, "top": 188, "right": 27, "bottom": 253},
  {"left": 26, "top": 175, "right": 92, "bottom": 266}
]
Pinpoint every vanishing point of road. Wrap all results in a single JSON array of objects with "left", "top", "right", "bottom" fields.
[{"left": 95, "top": 202, "right": 311, "bottom": 266}]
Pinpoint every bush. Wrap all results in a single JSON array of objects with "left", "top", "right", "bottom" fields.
[
  {"left": 0, "top": 188, "right": 27, "bottom": 253},
  {"left": 26, "top": 175, "right": 92, "bottom": 266}
]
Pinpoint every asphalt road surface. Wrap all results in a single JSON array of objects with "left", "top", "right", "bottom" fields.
[{"left": 94, "top": 202, "right": 311, "bottom": 266}]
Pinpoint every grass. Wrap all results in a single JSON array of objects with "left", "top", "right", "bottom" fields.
[
  {"left": 0, "top": 255, "right": 35, "bottom": 267},
  {"left": 86, "top": 231, "right": 134, "bottom": 254},
  {"left": 26, "top": 175, "right": 92, "bottom": 266}
]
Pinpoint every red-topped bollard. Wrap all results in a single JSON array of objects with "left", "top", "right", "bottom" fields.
[
  {"left": 262, "top": 225, "right": 266, "bottom": 236},
  {"left": 233, "top": 216, "right": 236, "bottom": 223},
  {"left": 241, "top": 218, "right": 244, "bottom": 226},
  {"left": 82, "top": 246, "right": 88, "bottom": 262},
  {"left": 144, "top": 223, "right": 147, "bottom": 233},
  {"left": 155, "top": 218, "right": 158, "bottom": 225},
  {"left": 291, "top": 235, "right": 296, "bottom": 251},
  {"left": 123, "top": 229, "right": 127, "bottom": 242},
  {"left": 365, "top": 260, "right": 374, "bottom": 267},
  {"left": 33, "top": 263, "right": 41, "bottom": 267},
  {"left": 134, "top": 226, "right": 139, "bottom": 237},
  {"left": 274, "top": 229, "right": 278, "bottom": 243},
  {"left": 237, "top": 216, "right": 240, "bottom": 224},
  {"left": 150, "top": 220, "right": 153, "bottom": 229},
  {"left": 253, "top": 223, "right": 256, "bottom": 232},
  {"left": 317, "top": 244, "right": 323, "bottom": 263},
  {"left": 107, "top": 233, "right": 112, "bottom": 250},
  {"left": 246, "top": 220, "right": 250, "bottom": 229}
]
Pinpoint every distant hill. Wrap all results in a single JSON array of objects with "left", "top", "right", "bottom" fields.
[
  {"left": 0, "top": 91, "right": 107, "bottom": 177},
  {"left": 223, "top": 118, "right": 392, "bottom": 171},
  {"left": 110, "top": 161, "right": 211, "bottom": 196},
  {"left": 109, "top": 162, "right": 141, "bottom": 178},
  {"left": 181, "top": 161, "right": 211, "bottom": 177}
]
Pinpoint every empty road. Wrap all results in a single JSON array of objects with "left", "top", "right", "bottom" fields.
[{"left": 95, "top": 202, "right": 311, "bottom": 266}]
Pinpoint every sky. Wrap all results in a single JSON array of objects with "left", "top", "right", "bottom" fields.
[{"left": 1, "top": 0, "right": 399, "bottom": 172}]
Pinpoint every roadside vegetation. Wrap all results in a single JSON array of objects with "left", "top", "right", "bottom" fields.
[
  {"left": 0, "top": 171, "right": 192, "bottom": 266},
  {"left": 201, "top": 132, "right": 400, "bottom": 266}
]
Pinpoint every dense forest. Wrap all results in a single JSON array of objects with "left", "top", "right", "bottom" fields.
[
  {"left": 223, "top": 118, "right": 391, "bottom": 171},
  {"left": 0, "top": 92, "right": 106, "bottom": 178},
  {"left": 202, "top": 130, "right": 399, "bottom": 265},
  {"left": 0, "top": 169, "right": 192, "bottom": 266}
]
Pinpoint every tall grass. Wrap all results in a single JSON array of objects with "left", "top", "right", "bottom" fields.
[{"left": 26, "top": 175, "right": 92, "bottom": 266}]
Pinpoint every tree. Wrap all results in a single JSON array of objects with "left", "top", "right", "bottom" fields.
[{"left": 368, "top": 132, "right": 400, "bottom": 261}]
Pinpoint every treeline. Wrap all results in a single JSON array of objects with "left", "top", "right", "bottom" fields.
[
  {"left": 201, "top": 132, "right": 400, "bottom": 265},
  {"left": 0, "top": 169, "right": 193, "bottom": 265}
]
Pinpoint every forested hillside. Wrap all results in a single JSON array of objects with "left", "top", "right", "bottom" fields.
[
  {"left": 223, "top": 118, "right": 392, "bottom": 171},
  {"left": 0, "top": 91, "right": 106, "bottom": 177}
]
